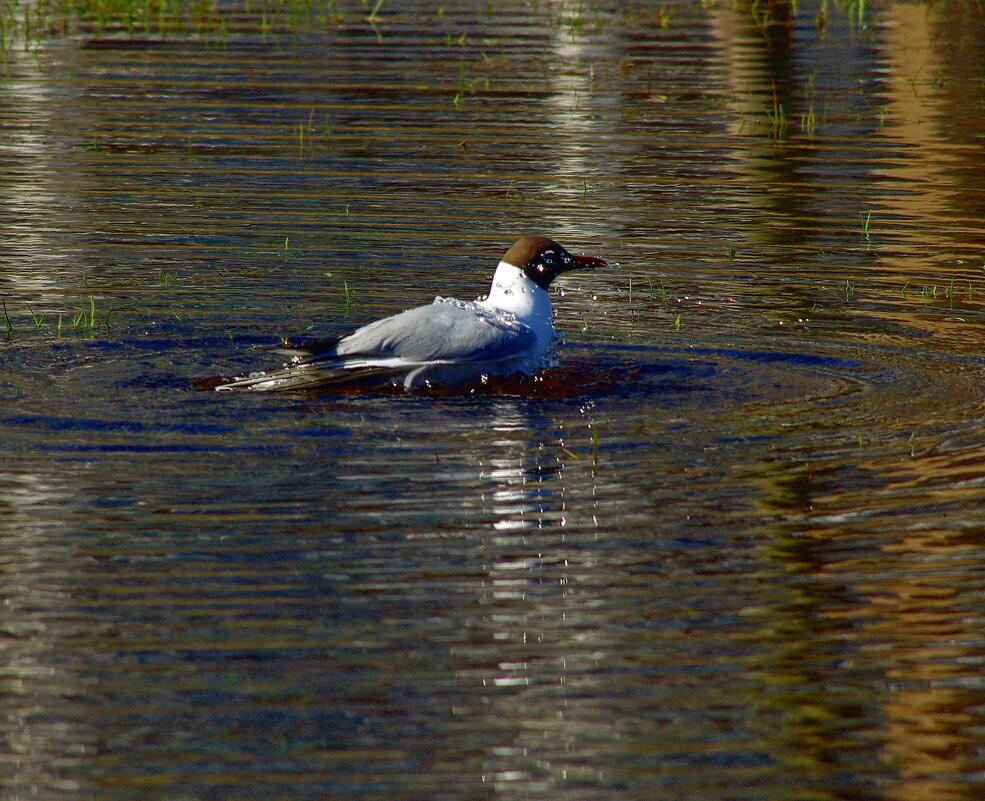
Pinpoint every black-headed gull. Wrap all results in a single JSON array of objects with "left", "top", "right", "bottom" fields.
[{"left": 217, "top": 236, "right": 606, "bottom": 392}]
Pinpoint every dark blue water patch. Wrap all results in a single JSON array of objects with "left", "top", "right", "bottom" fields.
[
  {"left": 1, "top": 413, "right": 238, "bottom": 437},
  {"left": 591, "top": 341, "right": 865, "bottom": 372},
  {"left": 57, "top": 333, "right": 273, "bottom": 354},
  {"left": 127, "top": 647, "right": 320, "bottom": 666},
  {"left": 287, "top": 426, "right": 353, "bottom": 440},
  {"left": 42, "top": 337, "right": 128, "bottom": 353},
  {"left": 35, "top": 442, "right": 274, "bottom": 454},
  {"left": 715, "top": 347, "right": 864, "bottom": 371}
]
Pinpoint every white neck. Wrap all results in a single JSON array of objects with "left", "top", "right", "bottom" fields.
[
  {"left": 481, "top": 261, "right": 556, "bottom": 350},
  {"left": 483, "top": 262, "right": 551, "bottom": 316}
]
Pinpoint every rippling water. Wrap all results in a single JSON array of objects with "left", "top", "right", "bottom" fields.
[{"left": 2, "top": 1, "right": 985, "bottom": 799}]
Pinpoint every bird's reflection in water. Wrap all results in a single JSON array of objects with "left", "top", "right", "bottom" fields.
[
  {"left": 486, "top": 435, "right": 563, "bottom": 534},
  {"left": 459, "top": 398, "right": 613, "bottom": 793}
]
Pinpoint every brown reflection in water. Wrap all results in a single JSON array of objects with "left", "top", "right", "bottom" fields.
[
  {"left": 707, "top": 1, "right": 808, "bottom": 250},
  {"left": 746, "top": 451, "right": 985, "bottom": 800},
  {"left": 703, "top": 0, "right": 985, "bottom": 353},
  {"left": 808, "top": 11, "right": 985, "bottom": 790},
  {"left": 858, "top": 529, "right": 985, "bottom": 801},
  {"left": 874, "top": 4, "right": 985, "bottom": 266}
]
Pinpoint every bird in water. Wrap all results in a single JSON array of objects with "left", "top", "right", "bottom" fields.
[{"left": 216, "top": 236, "right": 607, "bottom": 393}]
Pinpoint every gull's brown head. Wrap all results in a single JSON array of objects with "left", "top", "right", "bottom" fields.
[{"left": 502, "top": 236, "right": 608, "bottom": 290}]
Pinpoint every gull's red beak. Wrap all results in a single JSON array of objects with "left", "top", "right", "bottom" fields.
[{"left": 570, "top": 253, "right": 608, "bottom": 272}]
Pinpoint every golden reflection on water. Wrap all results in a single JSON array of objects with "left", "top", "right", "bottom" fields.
[
  {"left": 863, "top": 527, "right": 985, "bottom": 801},
  {"left": 707, "top": 15, "right": 985, "bottom": 794},
  {"left": 866, "top": 2, "right": 985, "bottom": 354},
  {"left": 747, "top": 453, "right": 985, "bottom": 801}
]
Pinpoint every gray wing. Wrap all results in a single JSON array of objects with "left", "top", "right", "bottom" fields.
[
  {"left": 215, "top": 300, "right": 537, "bottom": 393},
  {"left": 322, "top": 301, "right": 537, "bottom": 365}
]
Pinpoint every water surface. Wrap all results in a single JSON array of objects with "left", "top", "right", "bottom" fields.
[{"left": 2, "top": 1, "right": 985, "bottom": 799}]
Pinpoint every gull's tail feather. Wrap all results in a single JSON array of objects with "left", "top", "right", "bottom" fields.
[
  {"left": 214, "top": 362, "right": 405, "bottom": 393},
  {"left": 268, "top": 334, "right": 343, "bottom": 362},
  {"left": 213, "top": 335, "right": 371, "bottom": 392}
]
